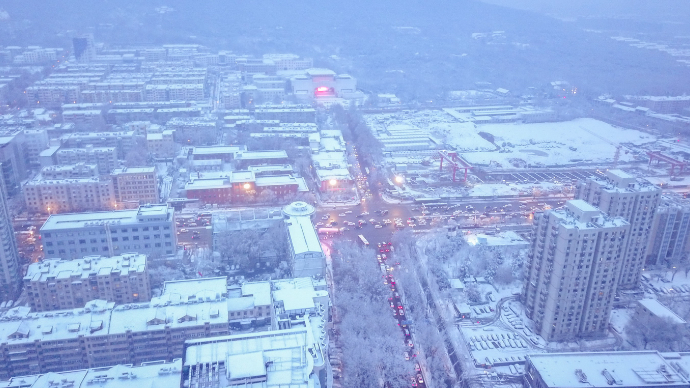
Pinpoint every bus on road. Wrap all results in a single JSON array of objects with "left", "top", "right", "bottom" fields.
[{"left": 358, "top": 234, "right": 369, "bottom": 246}]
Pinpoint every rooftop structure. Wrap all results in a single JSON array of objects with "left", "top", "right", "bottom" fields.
[
  {"left": 523, "top": 200, "right": 630, "bottom": 341},
  {"left": 577, "top": 170, "right": 662, "bottom": 289},
  {"left": 0, "top": 359, "right": 182, "bottom": 388},
  {"left": 525, "top": 351, "right": 690, "bottom": 388}
]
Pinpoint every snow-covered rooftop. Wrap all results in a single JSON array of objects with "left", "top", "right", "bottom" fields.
[
  {"left": 0, "top": 359, "right": 181, "bottom": 388},
  {"left": 162, "top": 276, "right": 228, "bottom": 300},
  {"left": 637, "top": 299, "right": 687, "bottom": 324},
  {"left": 527, "top": 351, "right": 689, "bottom": 388},
  {"left": 24, "top": 254, "right": 147, "bottom": 283},
  {"left": 40, "top": 204, "right": 172, "bottom": 231}
]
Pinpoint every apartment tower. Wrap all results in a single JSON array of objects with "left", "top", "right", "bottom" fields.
[
  {"left": 576, "top": 169, "right": 661, "bottom": 288},
  {"left": 523, "top": 200, "right": 629, "bottom": 341}
]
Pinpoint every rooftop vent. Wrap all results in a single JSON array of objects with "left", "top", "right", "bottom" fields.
[{"left": 575, "top": 369, "right": 588, "bottom": 383}]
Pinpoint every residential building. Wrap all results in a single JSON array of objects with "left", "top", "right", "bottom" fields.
[
  {"left": 59, "top": 131, "right": 137, "bottom": 159},
  {"left": 0, "top": 359, "right": 182, "bottom": 388},
  {"left": 22, "top": 128, "right": 49, "bottom": 166},
  {"left": 40, "top": 204, "right": 176, "bottom": 260},
  {"left": 635, "top": 298, "right": 687, "bottom": 325},
  {"left": 55, "top": 146, "right": 119, "bottom": 175},
  {"left": 522, "top": 200, "right": 630, "bottom": 341},
  {"left": 0, "top": 297, "right": 228, "bottom": 377},
  {"left": 524, "top": 351, "right": 690, "bottom": 388},
  {"left": 146, "top": 129, "right": 175, "bottom": 157},
  {"left": 645, "top": 195, "right": 690, "bottom": 266},
  {"left": 282, "top": 202, "right": 325, "bottom": 278},
  {"left": 254, "top": 108, "right": 316, "bottom": 123},
  {"left": 576, "top": 170, "right": 661, "bottom": 288},
  {"left": 111, "top": 166, "right": 159, "bottom": 205},
  {"left": 22, "top": 174, "right": 115, "bottom": 214},
  {"left": 23, "top": 253, "right": 151, "bottom": 311},
  {"left": 0, "top": 173, "right": 20, "bottom": 302},
  {"left": 234, "top": 150, "right": 289, "bottom": 169}
]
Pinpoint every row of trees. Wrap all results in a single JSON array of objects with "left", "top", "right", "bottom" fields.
[
  {"left": 331, "top": 241, "right": 411, "bottom": 388},
  {"left": 392, "top": 230, "right": 458, "bottom": 388}
]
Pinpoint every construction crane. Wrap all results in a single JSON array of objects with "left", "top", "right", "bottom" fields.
[{"left": 579, "top": 125, "right": 628, "bottom": 168}]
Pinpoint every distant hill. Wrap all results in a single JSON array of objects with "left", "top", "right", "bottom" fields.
[{"left": 1, "top": 0, "right": 689, "bottom": 99}]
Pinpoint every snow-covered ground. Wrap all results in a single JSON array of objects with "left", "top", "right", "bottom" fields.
[{"left": 462, "top": 118, "right": 655, "bottom": 168}]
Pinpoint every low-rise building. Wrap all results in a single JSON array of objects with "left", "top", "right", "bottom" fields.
[
  {"left": 182, "top": 315, "right": 326, "bottom": 388},
  {"left": 0, "top": 359, "right": 182, "bottom": 388},
  {"left": 282, "top": 202, "right": 325, "bottom": 279},
  {"left": 40, "top": 204, "right": 176, "bottom": 259},
  {"left": 645, "top": 194, "right": 690, "bottom": 267},
  {"left": 635, "top": 298, "right": 687, "bottom": 325},
  {"left": 22, "top": 174, "right": 115, "bottom": 214},
  {"left": 24, "top": 254, "right": 151, "bottom": 311}
]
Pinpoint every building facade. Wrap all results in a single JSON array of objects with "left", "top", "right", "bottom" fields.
[
  {"left": 55, "top": 146, "right": 119, "bottom": 175},
  {"left": 0, "top": 173, "right": 20, "bottom": 302},
  {"left": 576, "top": 170, "right": 661, "bottom": 289},
  {"left": 645, "top": 195, "right": 690, "bottom": 267},
  {"left": 0, "top": 297, "right": 228, "bottom": 377},
  {"left": 40, "top": 204, "right": 176, "bottom": 260},
  {"left": 522, "top": 200, "right": 630, "bottom": 341},
  {"left": 22, "top": 175, "right": 115, "bottom": 214},
  {"left": 24, "top": 254, "right": 151, "bottom": 311},
  {"left": 111, "top": 166, "right": 159, "bottom": 205}
]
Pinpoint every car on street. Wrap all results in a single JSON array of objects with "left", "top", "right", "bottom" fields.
[
  {"left": 418, "top": 374, "right": 424, "bottom": 384},
  {"left": 404, "top": 352, "right": 410, "bottom": 361},
  {"left": 375, "top": 224, "right": 383, "bottom": 228},
  {"left": 407, "top": 339, "right": 413, "bottom": 347}
]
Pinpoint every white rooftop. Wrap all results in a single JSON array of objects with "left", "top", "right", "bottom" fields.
[
  {"left": 528, "top": 351, "right": 689, "bottom": 388},
  {"left": 0, "top": 359, "right": 182, "bottom": 388},
  {"left": 24, "top": 254, "right": 147, "bottom": 282},
  {"left": 162, "top": 276, "right": 227, "bottom": 300},
  {"left": 41, "top": 204, "right": 172, "bottom": 231}
]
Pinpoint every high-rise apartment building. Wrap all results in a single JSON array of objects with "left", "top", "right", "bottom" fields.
[
  {"left": 645, "top": 194, "right": 690, "bottom": 266},
  {"left": 24, "top": 254, "right": 151, "bottom": 311},
  {"left": 72, "top": 34, "right": 95, "bottom": 62},
  {"left": 523, "top": 200, "right": 630, "bottom": 341},
  {"left": 576, "top": 170, "right": 661, "bottom": 288},
  {"left": 0, "top": 172, "right": 20, "bottom": 302}
]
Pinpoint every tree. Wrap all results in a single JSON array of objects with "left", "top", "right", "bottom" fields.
[{"left": 626, "top": 314, "right": 688, "bottom": 351}]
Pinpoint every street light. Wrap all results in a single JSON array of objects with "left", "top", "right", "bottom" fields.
[
  {"left": 243, "top": 183, "right": 251, "bottom": 190},
  {"left": 395, "top": 176, "right": 404, "bottom": 184}
]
